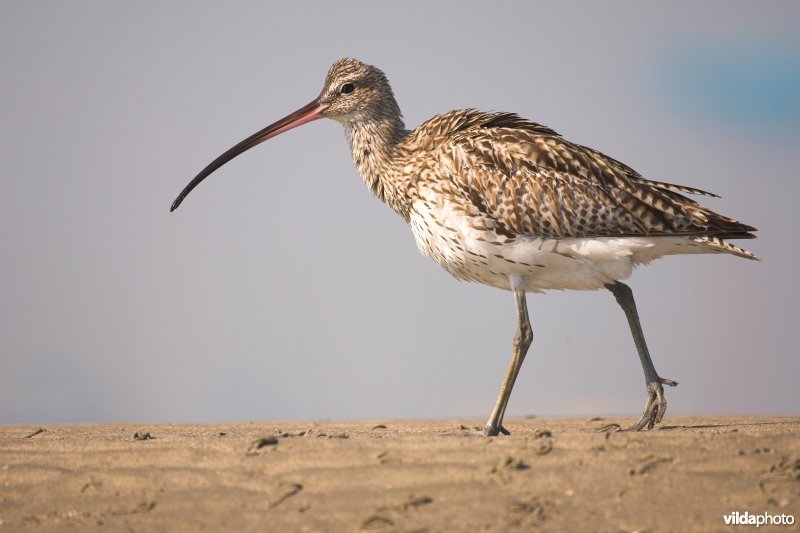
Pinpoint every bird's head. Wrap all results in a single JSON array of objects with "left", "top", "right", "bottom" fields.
[
  {"left": 318, "top": 58, "right": 399, "bottom": 125},
  {"left": 170, "top": 58, "right": 398, "bottom": 211}
]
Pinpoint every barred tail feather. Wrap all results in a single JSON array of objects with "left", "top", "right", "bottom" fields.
[{"left": 692, "top": 236, "right": 759, "bottom": 260}]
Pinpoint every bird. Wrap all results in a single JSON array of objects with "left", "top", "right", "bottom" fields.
[{"left": 171, "top": 58, "right": 757, "bottom": 436}]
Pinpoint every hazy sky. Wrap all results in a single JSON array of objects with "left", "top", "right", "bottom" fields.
[{"left": 1, "top": 1, "right": 798, "bottom": 424}]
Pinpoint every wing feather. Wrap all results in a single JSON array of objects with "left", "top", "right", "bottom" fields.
[{"left": 425, "top": 111, "right": 755, "bottom": 240}]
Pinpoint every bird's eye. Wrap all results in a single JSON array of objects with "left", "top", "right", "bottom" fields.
[{"left": 340, "top": 83, "right": 355, "bottom": 94}]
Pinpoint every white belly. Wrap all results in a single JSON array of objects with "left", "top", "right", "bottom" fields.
[{"left": 409, "top": 200, "right": 716, "bottom": 293}]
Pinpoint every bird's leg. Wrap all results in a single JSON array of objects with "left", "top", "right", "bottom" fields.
[
  {"left": 484, "top": 288, "right": 533, "bottom": 436},
  {"left": 605, "top": 281, "right": 678, "bottom": 431}
]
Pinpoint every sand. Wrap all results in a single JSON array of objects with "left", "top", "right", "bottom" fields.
[{"left": 1, "top": 416, "right": 798, "bottom": 531}]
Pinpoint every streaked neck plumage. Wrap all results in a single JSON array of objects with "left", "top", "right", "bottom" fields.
[{"left": 342, "top": 99, "right": 411, "bottom": 219}]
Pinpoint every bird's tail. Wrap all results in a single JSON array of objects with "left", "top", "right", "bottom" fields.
[{"left": 692, "top": 236, "right": 759, "bottom": 260}]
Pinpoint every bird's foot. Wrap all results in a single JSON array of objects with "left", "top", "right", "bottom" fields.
[
  {"left": 627, "top": 377, "right": 678, "bottom": 431},
  {"left": 483, "top": 424, "right": 511, "bottom": 437}
]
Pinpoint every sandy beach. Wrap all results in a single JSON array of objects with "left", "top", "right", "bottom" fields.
[{"left": 1, "top": 416, "right": 798, "bottom": 531}]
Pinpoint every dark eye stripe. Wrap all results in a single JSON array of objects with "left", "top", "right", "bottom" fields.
[{"left": 340, "top": 83, "right": 355, "bottom": 94}]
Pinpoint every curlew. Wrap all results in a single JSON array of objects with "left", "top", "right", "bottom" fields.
[{"left": 171, "top": 58, "right": 757, "bottom": 436}]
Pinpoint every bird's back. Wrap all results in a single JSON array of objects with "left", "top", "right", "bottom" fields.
[
  {"left": 399, "top": 109, "right": 756, "bottom": 291},
  {"left": 403, "top": 109, "right": 755, "bottom": 241}
]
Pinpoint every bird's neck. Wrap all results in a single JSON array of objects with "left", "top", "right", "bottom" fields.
[{"left": 344, "top": 111, "right": 411, "bottom": 218}]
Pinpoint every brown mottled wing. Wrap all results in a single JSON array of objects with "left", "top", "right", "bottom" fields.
[{"left": 435, "top": 112, "right": 755, "bottom": 239}]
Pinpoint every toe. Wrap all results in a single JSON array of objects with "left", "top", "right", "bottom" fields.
[{"left": 483, "top": 424, "right": 511, "bottom": 436}]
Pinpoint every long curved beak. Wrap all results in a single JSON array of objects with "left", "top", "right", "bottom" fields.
[{"left": 171, "top": 98, "right": 328, "bottom": 212}]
